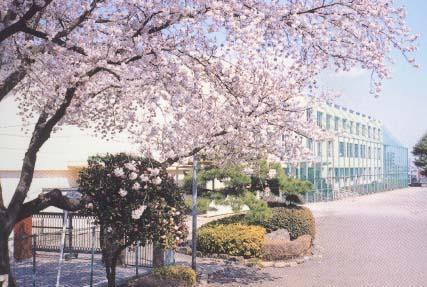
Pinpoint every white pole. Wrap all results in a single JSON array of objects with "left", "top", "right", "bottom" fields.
[
  {"left": 191, "top": 155, "right": 198, "bottom": 271},
  {"left": 56, "top": 210, "right": 68, "bottom": 287}
]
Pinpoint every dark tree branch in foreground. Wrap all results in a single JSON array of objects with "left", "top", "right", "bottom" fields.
[{"left": 17, "top": 188, "right": 81, "bottom": 222}]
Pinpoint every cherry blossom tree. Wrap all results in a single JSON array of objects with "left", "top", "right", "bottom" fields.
[{"left": 0, "top": 1, "right": 418, "bottom": 285}]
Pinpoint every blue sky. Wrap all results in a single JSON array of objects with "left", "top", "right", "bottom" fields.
[{"left": 321, "top": 0, "right": 427, "bottom": 161}]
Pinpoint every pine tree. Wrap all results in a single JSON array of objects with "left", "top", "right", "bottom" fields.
[{"left": 413, "top": 134, "right": 427, "bottom": 176}]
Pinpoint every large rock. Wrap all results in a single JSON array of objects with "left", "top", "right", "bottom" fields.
[
  {"left": 265, "top": 229, "right": 290, "bottom": 241},
  {"left": 261, "top": 235, "right": 312, "bottom": 261}
]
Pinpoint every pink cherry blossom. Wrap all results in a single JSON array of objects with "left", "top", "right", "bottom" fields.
[{"left": 0, "top": 0, "right": 417, "bottom": 167}]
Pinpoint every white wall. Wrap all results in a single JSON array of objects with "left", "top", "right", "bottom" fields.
[{"left": 0, "top": 170, "right": 74, "bottom": 211}]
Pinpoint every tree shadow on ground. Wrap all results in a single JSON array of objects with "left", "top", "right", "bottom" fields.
[
  {"left": 176, "top": 257, "right": 279, "bottom": 286},
  {"left": 207, "top": 264, "right": 278, "bottom": 285}
]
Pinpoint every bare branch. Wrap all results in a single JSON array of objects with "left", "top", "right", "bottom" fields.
[{"left": 17, "top": 189, "right": 81, "bottom": 221}]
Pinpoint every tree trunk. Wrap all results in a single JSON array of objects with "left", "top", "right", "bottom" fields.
[
  {"left": 153, "top": 243, "right": 165, "bottom": 267},
  {"left": 0, "top": 224, "right": 16, "bottom": 287},
  {"left": 104, "top": 249, "right": 118, "bottom": 287}
]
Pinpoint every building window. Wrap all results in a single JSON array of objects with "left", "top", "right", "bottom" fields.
[
  {"left": 326, "top": 114, "right": 332, "bottom": 130},
  {"left": 377, "top": 147, "right": 382, "bottom": 160},
  {"left": 342, "top": 119, "right": 347, "bottom": 132},
  {"left": 378, "top": 129, "right": 381, "bottom": 139},
  {"left": 317, "top": 142, "right": 322, "bottom": 156},
  {"left": 339, "top": 141, "right": 345, "bottom": 157},
  {"left": 307, "top": 108, "right": 312, "bottom": 121},
  {"left": 334, "top": 116, "right": 339, "bottom": 131},
  {"left": 368, "top": 126, "right": 371, "bottom": 138},
  {"left": 373, "top": 127, "right": 377, "bottom": 139},
  {"left": 327, "top": 141, "right": 333, "bottom": 157},
  {"left": 307, "top": 138, "right": 313, "bottom": 149},
  {"left": 361, "top": 145, "right": 366, "bottom": 158},
  {"left": 356, "top": 123, "right": 360, "bottom": 135},
  {"left": 317, "top": 111, "right": 323, "bottom": 128},
  {"left": 354, "top": 144, "right": 359, "bottom": 158},
  {"left": 347, "top": 143, "right": 353, "bottom": 157},
  {"left": 362, "top": 125, "right": 366, "bottom": 137},
  {"left": 349, "top": 121, "right": 354, "bottom": 134},
  {"left": 368, "top": 146, "right": 371, "bottom": 159}
]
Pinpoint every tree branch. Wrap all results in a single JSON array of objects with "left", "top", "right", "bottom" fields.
[
  {"left": 20, "top": 26, "right": 87, "bottom": 56},
  {"left": 0, "top": 66, "right": 27, "bottom": 103},
  {"left": 0, "top": 0, "right": 54, "bottom": 43},
  {"left": 17, "top": 188, "right": 81, "bottom": 221},
  {"left": 53, "top": 0, "right": 102, "bottom": 40},
  {"left": 161, "top": 130, "right": 227, "bottom": 167},
  {"left": 6, "top": 87, "right": 76, "bottom": 226},
  {"left": 0, "top": 180, "right": 5, "bottom": 210},
  {"left": 6, "top": 64, "right": 117, "bottom": 227}
]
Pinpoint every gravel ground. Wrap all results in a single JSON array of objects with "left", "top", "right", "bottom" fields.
[
  {"left": 182, "top": 187, "right": 427, "bottom": 287},
  {"left": 10, "top": 252, "right": 150, "bottom": 287}
]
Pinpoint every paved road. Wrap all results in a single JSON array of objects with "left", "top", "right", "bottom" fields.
[{"left": 203, "top": 187, "right": 427, "bottom": 287}]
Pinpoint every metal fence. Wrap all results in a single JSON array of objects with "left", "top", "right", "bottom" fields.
[
  {"left": 9, "top": 231, "right": 155, "bottom": 287},
  {"left": 32, "top": 212, "right": 154, "bottom": 268},
  {"left": 32, "top": 213, "right": 100, "bottom": 254},
  {"left": 302, "top": 172, "right": 409, "bottom": 203}
]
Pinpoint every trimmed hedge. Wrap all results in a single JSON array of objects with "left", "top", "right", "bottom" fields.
[
  {"left": 153, "top": 265, "right": 196, "bottom": 287},
  {"left": 203, "top": 206, "right": 315, "bottom": 240},
  {"left": 197, "top": 223, "right": 265, "bottom": 258},
  {"left": 261, "top": 235, "right": 312, "bottom": 261},
  {"left": 204, "top": 214, "right": 246, "bottom": 227},
  {"left": 262, "top": 206, "right": 315, "bottom": 240}
]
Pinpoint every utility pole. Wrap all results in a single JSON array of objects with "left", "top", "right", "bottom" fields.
[{"left": 191, "top": 155, "right": 198, "bottom": 271}]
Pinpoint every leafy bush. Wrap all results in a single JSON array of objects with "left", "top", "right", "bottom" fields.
[
  {"left": 153, "top": 265, "right": 196, "bottom": 287},
  {"left": 204, "top": 214, "right": 246, "bottom": 227},
  {"left": 262, "top": 207, "right": 315, "bottom": 240},
  {"left": 184, "top": 197, "right": 214, "bottom": 214},
  {"left": 182, "top": 165, "right": 251, "bottom": 195},
  {"left": 197, "top": 224, "right": 265, "bottom": 258},
  {"left": 215, "top": 192, "right": 272, "bottom": 220},
  {"left": 203, "top": 206, "right": 315, "bottom": 240},
  {"left": 78, "top": 153, "right": 188, "bottom": 286},
  {"left": 261, "top": 235, "right": 312, "bottom": 261},
  {"left": 240, "top": 192, "right": 272, "bottom": 223}
]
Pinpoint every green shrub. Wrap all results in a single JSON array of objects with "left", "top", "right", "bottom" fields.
[
  {"left": 261, "top": 235, "right": 312, "bottom": 261},
  {"left": 261, "top": 206, "right": 315, "bottom": 240},
  {"left": 197, "top": 224, "right": 265, "bottom": 258},
  {"left": 153, "top": 265, "right": 196, "bottom": 287},
  {"left": 184, "top": 197, "right": 214, "bottom": 214},
  {"left": 203, "top": 206, "right": 315, "bottom": 240},
  {"left": 204, "top": 214, "right": 246, "bottom": 227},
  {"left": 241, "top": 192, "right": 272, "bottom": 223}
]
